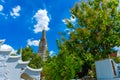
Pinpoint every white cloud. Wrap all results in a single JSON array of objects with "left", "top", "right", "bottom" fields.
[
  {"left": 49, "top": 50, "right": 56, "bottom": 57},
  {"left": 0, "top": 5, "right": 7, "bottom": 19},
  {"left": 65, "top": 28, "right": 71, "bottom": 34},
  {"left": 62, "top": 19, "right": 67, "bottom": 24},
  {"left": 0, "top": 5, "right": 3, "bottom": 11},
  {"left": 62, "top": 16, "right": 76, "bottom": 35},
  {"left": 64, "top": 28, "right": 75, "bottom": 35},
  {"left": 10, "top": 5, "right": 21, "bottom": 18},
  {"left": 27, "top": 39, "right": 40, "bottom": 46},
  {"left": 62, "top": 16, "right": 76, "bottom": 24},
  {"left": 70, "top": 16, "right": 76, "bottom": 22},
  {"left": 33, "top": 9, "right": 50, "bottom": 33}
]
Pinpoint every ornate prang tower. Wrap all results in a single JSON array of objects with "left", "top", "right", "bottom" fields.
[{"left": 38, "top": 28, "right": 47, "bottom": 61}]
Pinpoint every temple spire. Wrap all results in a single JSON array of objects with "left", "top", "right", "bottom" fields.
[
  {"left": 38, "top": 28, "right": 47, "bottom": 61},
  {"left": 42, "top": 27, "right": 46, "bottom": 39}
]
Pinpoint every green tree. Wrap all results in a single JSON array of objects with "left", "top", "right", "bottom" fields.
[
  {"left": 43, "top": 0, "right": 120, "bottom": 79},
  {"left": 63, "top": 0, "right": 120, "bottom": 77},
  {"left": 17, "top": 46, "right": 43, "bottom": 69},
  {"left": 28, "top": 54, "right": 43, "bottom": 69},
  {"left": 17, "top": 46, "right": 33, "bottom": 61},
  {"left": 43, "top": 41, "right": 83, "bottom": 80}
]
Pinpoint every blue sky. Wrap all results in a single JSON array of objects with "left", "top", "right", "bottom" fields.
[{"left": 0, "top": 0, "right": 79, "bottom": 55}]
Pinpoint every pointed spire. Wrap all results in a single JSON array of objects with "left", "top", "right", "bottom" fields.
[
  {"left": 38, "top": 28, "right": 47, "bottom": 61},
  {"left": 42, "top": 27, "right": 46, "bottom": 39}
]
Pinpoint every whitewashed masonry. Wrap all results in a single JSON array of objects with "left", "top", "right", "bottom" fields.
[{"left": 0, "top": 40, "right": 42, "bottom": 80}]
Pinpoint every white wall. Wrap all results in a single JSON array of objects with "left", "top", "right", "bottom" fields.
[{"left": 95, "top": 59, "right": 118, "bottom": 80}]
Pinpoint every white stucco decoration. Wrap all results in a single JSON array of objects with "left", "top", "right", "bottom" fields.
[
  {"left": 9, "top": 55, "right": 21, "bottom": 58},
  {"left": 27, "top": 66, "right": 42, "bottom": 72},
  {"left": 18, "top": 60, "right": 30, "bottom": 64},
  {"left": 0, "top": 40, "right": 42, "bottom": 80},
  {"left": 0, "top": 44, "right": 13, "bottom": 52}
]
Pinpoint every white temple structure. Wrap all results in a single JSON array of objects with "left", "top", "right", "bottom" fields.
[
  {"left": 95, "top": 59, "right": 120, "bottom": 80},
  {"left": 0, "top": 39, "right": 42, "bottom": 80}
]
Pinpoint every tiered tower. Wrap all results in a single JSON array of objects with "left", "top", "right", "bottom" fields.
[{"left": 38, "top": 29, "right": 47, "bottom": 61}]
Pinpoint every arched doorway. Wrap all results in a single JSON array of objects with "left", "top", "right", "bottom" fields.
[{"left": 21, "top": 73, "right": 36, "bottom": 80}]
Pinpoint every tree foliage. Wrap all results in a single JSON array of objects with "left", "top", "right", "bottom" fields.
[
  {"left": 17, "top": 46, "right": 42, "bottom": 69},
  {"left": 28, "top": 54, "right": 43, "bottom": 69},
  {"left": 17, "top": 46, "right": 33, "bottom": 61},
  {"left": 43, "top": 43, "right": 83, "bottom": 80},
  {"left": 63, "top": 0, "right": 120, "bottom": 77},
  {"left": 67, "top": 0, "right": 120, "bottom": 58},
  {"left": 43, "top": 0, "right": 120, "bottom": 79}
]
